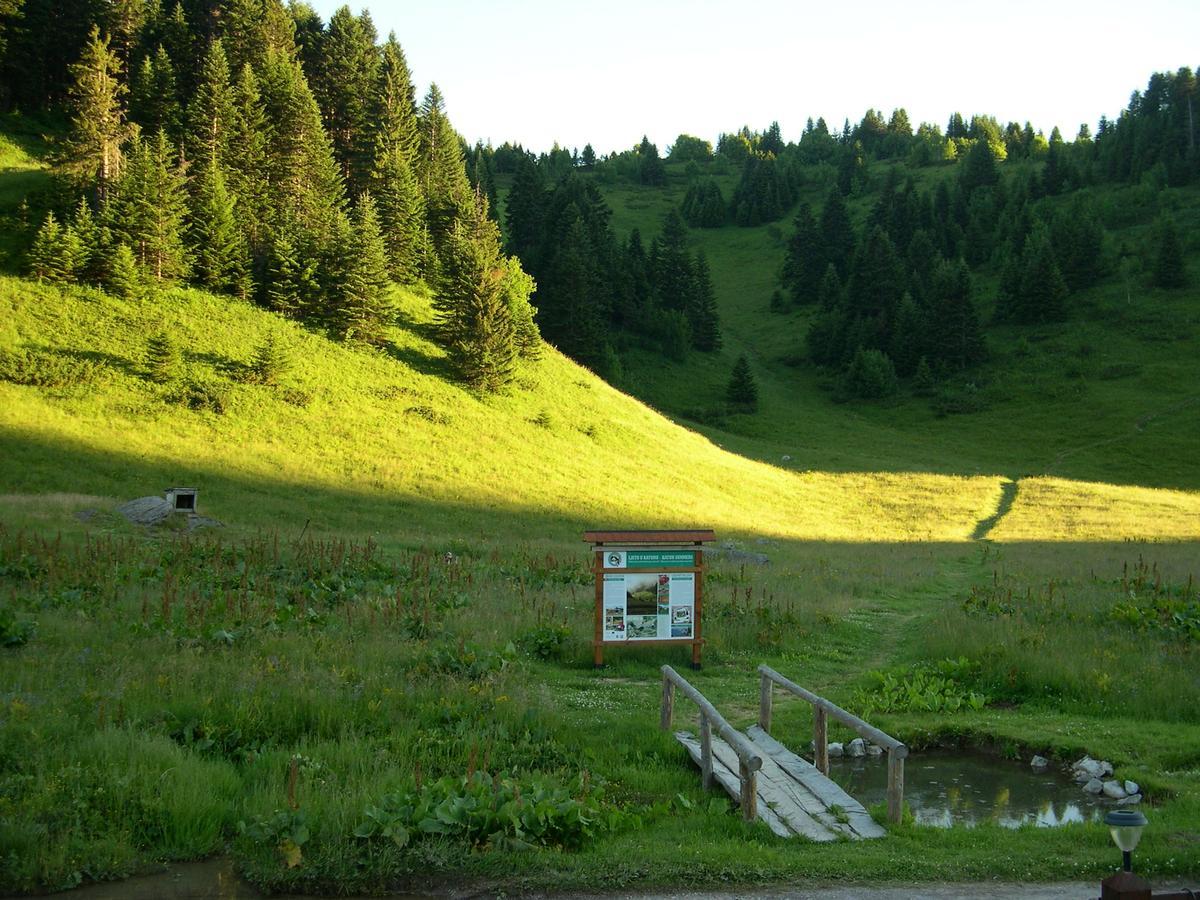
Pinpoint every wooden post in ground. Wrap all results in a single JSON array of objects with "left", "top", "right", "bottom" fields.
[
  {"left": 700, "top": 713, "right": 713, "bottom": 790},
  {"left": 814, "top": 706, "right": 829, "bottom": 775},
  {"left": 592, "top": 551, "right": 604, "bottom": 667},
  {"left": 758, "top": 672, "right": 773, "bottom": 733},
  {"left": 660, "top": 672, "right": 675, "bottom": 731},
  {"left": 738, "top": 756, "right": 757, "bottom": 821},
  {"left": 887, "top": 751, "right": 905, "bottom": 824}
]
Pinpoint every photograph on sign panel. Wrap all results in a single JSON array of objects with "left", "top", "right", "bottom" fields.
[
  {"left": 627, "top": 614, "right": 658, "bottom": 639},
  {"left": 604, "top": 606, "right": 625, "bottom": 632},
  {"left": 624, "top": 573, "right": 660, "bottom": 615},
  {"left": 671, "top": 623, "right": 693, "bottom": 638},
  {"left": 671, "top": 605, "right": 692, "bottom": 625}
]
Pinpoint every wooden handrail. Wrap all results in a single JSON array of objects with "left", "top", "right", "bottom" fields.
[
  {"left": 757, "top": 663, "right": 907, "bottom": 824},
  {"left": 661, "top": 665, "right": 762, "bottom": 820}
]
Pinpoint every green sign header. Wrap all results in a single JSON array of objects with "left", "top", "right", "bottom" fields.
[{"left": 623, "top": 550, "right": 697, "bottom": 568}]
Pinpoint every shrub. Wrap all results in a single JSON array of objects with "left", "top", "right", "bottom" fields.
[
  {"left": 249, "top": 332, "right": 291, "bottom": 386},
  {"left": 843, "top": 347, "right": 897, "bottom": 399},
  {"left": 144, "top": 331, "right": 182, "bottom": 383},
  {"left": 0, "top": 348, "right": 102, "bottom": 390},
  {"left": 172, "top": 378, "right": 230, "bottom": 414},
  {"left": 354, "top": 771, "right": 619, "bottom": 852},
  {"left": 0, "top": 606, "right": 36, "bottom": 647},
  {"left": 518, "top": 623, "right": 571, "bottom": 660}
]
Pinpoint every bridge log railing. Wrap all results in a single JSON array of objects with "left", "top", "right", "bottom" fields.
[
  {"left": 757, "top": 664, "right": 908, "bottom": 824},
  {"left": 660, "top": 665, "right": 763, "bottom": 821}
]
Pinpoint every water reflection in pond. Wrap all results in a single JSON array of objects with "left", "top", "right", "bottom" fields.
[{"left": 827, "top": 751, "right": 1110, "bottom": 828}]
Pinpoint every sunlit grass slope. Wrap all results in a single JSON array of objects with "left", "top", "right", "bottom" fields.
[{"left": 0, "top": 276, "right": 1010, "bottom": 545}]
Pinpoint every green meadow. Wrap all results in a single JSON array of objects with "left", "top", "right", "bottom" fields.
[{"left": 2, "top": 127, "right": 1200, "bottom": 895}]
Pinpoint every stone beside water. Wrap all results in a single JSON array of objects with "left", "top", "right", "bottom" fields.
[
  {"left": 847, "top": 738, "right": 866, "bottom": 757},
  {"left": 1030, "top": 755, "right": 1049, "bottom": 769},
  {"left": 1101, "top": 780, "right": 1128, "bottom": 800}
]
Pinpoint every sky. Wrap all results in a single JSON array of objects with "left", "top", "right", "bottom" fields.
[{"left": 309, "top": 0, "right": 1200, "bottom": 155}]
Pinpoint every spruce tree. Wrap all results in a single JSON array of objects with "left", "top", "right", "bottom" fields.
[
  {"left": 314, "top": 6, "right": 379, "bottom": 195},
  {"left": 652, "top": 209, "right": 692, "bottom": 311},
  {"left": 187, "top": 38, "right": 235, "bottom": 169},
  {"left": 817, "top": 263, "right": 844, "bottom": 310},
  {"left": 61, "top": 26, "right": 134, "bottom": 199},
  {"left": 637, "top": 136, "right": 665, "bottom": 186},
  {"left": 227, "top": 63, "right": 270, "bottom": 246},
  {"left": 504, "top": 154, "right": 546, "bottom": 263},
  {"left": 28, "top": 213, "right": 70, "bottom": 282},
  {"left": 688, "top": 251, "right": 721, "bottom": 352},
  {"left": 336, "top": 192, "right": 393, "bottom": 343},
  {"left": 417, "top": 83, "right": 474, "bottom": 268},
  {"left": 1152, "top": 216, "right": 1188, "bottom": 288},
  {"left": 144, "top": 330, "right": 182, "bottom": 382},
  {"left": 106, "top": 242, "right": 142, "bottom": 299},
  {"left": 189, "top": 157, "right": 250, "bottom": 296},
  {"left": 819, "top": 189, "right": 856, "bottom": 278},
  {"left": 498, "top": 255, "right": 541, "bottom": 361},
  {"left": 435, "top": 195, "right": 518, "bottom": 391},
  {"left": 929, "top": 259, "right": 985, "bottom": 370},
  {"left": 782, "top": 203, "right": 825, "bottom": 303},
  {"left": 1018, "top": 225, "right": 1068, "bottom": 322},
  {"left": 726, "top": 353, "right": 758, "bottom": 411},
  {"left": 108, "top": 131, "right": 191, "bottom": 283},
  {"left": 130, "top": 46, "right": 182, "bottom": 140},
  {"left": 250, "top": 331, "right": 291, "bottom": 385},
  {"left": 259, "top": 50, "right": 346, "bottom": 238},
  {"left": 369, "top": 36, "right": 426, "bottom": 283}
]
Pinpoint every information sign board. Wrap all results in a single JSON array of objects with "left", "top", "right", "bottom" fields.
[{"left": 584, "top": 530, "right": 713, "bottom": 669}]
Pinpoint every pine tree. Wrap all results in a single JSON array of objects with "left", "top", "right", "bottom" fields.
[
  {"left": 61, "top": 26, "right": 134, "bottom": 199},
  {"left": 264, "top": 228, "right": 305, "bottom": 315},
  {"left": 688, "top": 251, "right": 721, "bottom": 351},
  {"left": 369, "top": 36, "right": 426, "bottom": 283},
  {"left": 187, "top": 38, "right": 235, "bottom": 169},
  {"left": 726, "top": 353, "right": 758, "bottom": 410},
  {"left": 189, "top": 157, "right": 250, "bottom": 296},
  {"left": 250, "top": 331, "right": 290, "bottom": 384},
  {"left": 222, "top": 0, "right": 296, "bottom": 74},
  {"left": 1018, "top": 225, "right": 1068, "bottom": 322},
  {"left": 335, "top": 191, "right": 393, "bottom": 343},
  {"left": 28, "top": 212, "right": 70, "bottom": 282},
  {"left": 417, "top": 83, "right": 473, "bottom": 268},
  {"left": 259, "top": 50, "right": 346, "bottom": 238},
  {"left": 819, "top": 188, "right": 856, "bottom": 278},
  {"left": 106, "top": 242, "right": 142, "bottom": 299},
  {"left": 782, "top": 203, "right": 824, "bottom": 303},
  {"left": 314, "top": 6, "right": 379, "bottom": 195},
  {"left": 652, "top": 209, "right": 692, "bottom": 311},
  {"left": 144, "top": 330, "right": 182, "bottom": 382},
  {"left": 435, "top": 195, "right": 517, "bottom": 391},
  {"left": 108, "top": 131, "right": 191, "bottom": 282},
  {"left": 227, "top": 63, "right": 270, "bottom": 246},
  {"left": 130, "top": 45, "right": 182, "bottom": 140},
  {"left": 1152, "top": 216, "right": 1188, "bottom": 288},
  {"left": 928, "top": 258, "right": 985, "bottom": 370},
  {"left": 504, "top": 154, "right": 545, "bottom": 263}
]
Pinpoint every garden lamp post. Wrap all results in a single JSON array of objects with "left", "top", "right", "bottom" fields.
[
  {"left": 1100, "top": 809, "right": 1151, "bottom": 900},
  {"left": 1106, "top": 808, "right": 1148, "bottom": 873}
]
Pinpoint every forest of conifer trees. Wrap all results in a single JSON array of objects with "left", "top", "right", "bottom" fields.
[
  {"left": 1, "top": 0, "right": 1194, "bottom": 402},
  {"left": 4, "top": 0, "right": 539, "bottom": 392}
]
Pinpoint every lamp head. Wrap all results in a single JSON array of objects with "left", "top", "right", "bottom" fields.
[{"left": 1104, "top": 808, "right": 1148, "bottom": 853}]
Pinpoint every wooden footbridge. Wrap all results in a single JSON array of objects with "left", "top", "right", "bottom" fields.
[{"left": 661, "top": 665, "right": 908, "bottom": 841}]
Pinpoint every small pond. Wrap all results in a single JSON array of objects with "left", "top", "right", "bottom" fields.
[{"left": 827, "top": 750, "right": 1111, "bottom": 828}]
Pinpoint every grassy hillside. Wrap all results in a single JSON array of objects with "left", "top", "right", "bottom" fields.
[
  {"left": 573, "top": 160, "right": 1200, "bottom": 495},
  {"left": 2, "top": 126, "right": 1200, "bottom": 895}
]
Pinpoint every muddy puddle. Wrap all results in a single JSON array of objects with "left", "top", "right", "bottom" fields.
[{"left": 828, "top": 750, "right": 1110, "bottom": 828}]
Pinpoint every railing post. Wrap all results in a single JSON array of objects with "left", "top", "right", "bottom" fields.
[
  {"left": 738, "top": 756, "right": 757, "bottom": 821},
  {"left": 758, "top": 671, "right": 773, "bottom": 733},
  {"left": 887, "top": 752, "right": 905, "bottom": 824},
  {"left": 660, "top": 670, "right": 675, "bottom": 731},
  {"left": 813, "top": 706, "right": 829, "bottom": 775},
  {"left": 700, "top": 712, "right": 713, "bottom": 790}
]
